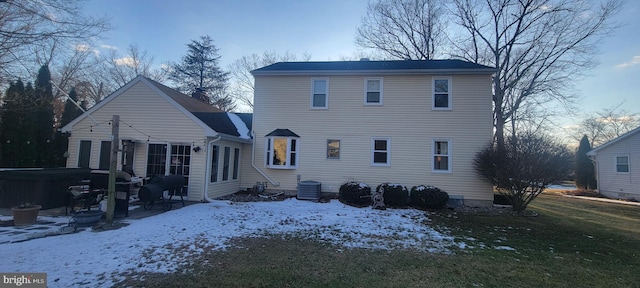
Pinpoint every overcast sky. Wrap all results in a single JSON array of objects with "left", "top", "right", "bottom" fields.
[{"left": 82, "top": 0, "right": 640, "bottom": 132}]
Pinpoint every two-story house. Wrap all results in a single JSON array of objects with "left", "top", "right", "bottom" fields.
[
  {"left": 243, "top": 60, "right": 495, "bottom": 207},
  {"left": 61, "top": 60, "right": 495, "bottom": 207}
]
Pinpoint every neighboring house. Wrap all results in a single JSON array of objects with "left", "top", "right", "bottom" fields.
[
  {"left": 246, "top": 60, "right": 496, "bottom": 206},
  {"left": 61, "top": 76, "right": 252, "bottom": 201},
  {"left": 587, "top": 126, "right": 640, "bottom": 200}
]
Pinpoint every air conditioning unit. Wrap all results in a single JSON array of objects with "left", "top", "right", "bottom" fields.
[{"left": 297, "top": 180, "right": 321, "bottom": 201}]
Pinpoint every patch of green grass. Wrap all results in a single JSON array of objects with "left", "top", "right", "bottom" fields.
[{"left": 115, "top": 194, "right": 640, "bottom": 287}]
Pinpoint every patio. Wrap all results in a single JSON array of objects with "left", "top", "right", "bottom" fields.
[{"left": 0, "top": 200, "right": 198, "bottom": 244}]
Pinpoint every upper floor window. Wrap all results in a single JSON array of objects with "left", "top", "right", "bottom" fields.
[
  {"left": 432, "top": 77, "right": 451, "bottom": 110},
  {"left": 616, "top": 156, "right": 629, "bottom": 173},
  {"left": 365, "top": 78, "right": 383, "bottom": 105},
  {"left": 265, "top": 129, "right": 300, "bottom": 169},
  {"left": 311, "top": 79, "right": 328, "bottom": 109},
  {"left": 371, "top": 137, "right": 390, "bottom": 166},
  {"left": 432, "top": 139, "right": 451, "bottom": 172}
]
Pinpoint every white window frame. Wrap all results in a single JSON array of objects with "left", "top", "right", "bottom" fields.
[
  {"left": 265, "top": 137, "right": 299, "bottom": 169},
  {"left": 210, "top": 144, "right": 219, "bottom": 183},
  {"left": 615, "top": 155, "right": 630, "bottom": 173},
  {"left": 232, "top": 147, "right": 240, "bottom": 180},
  {"left": 364, "top": 78, "right": 383, "bottom": 105},
  {"left": 371, "top": 137, "right": 390, "bottom": 166},
  {"left": 327, "top": 139, "right": 340, "bottom": 160},
  {"left": 77, "top": 140, "right": 91, "bottom": 168},
  {"left": 432, "top": 76, "right": 452, "bottom": 110},
  {"left": 311, "top": 78, "right": 328, "bottom": 109},
  {"left": 432, "top": 139, "right": 452, "bottom": 173}
]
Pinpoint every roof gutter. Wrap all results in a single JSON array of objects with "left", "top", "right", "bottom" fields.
[
  {"left": 251, "top": 131, "right": 280, "bottom": 187},
  {"left": 202, "top": 135, "right": 222, "bottom": 202},
  {"left": 218, "top": 133, "right": 252, "bottom": 144},
  {"left": 251, "top": 69, "right": 496, "bottom": 76}
]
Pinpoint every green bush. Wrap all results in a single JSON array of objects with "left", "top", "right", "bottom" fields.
[
  {"left": 376, "top": 183, "right": 409, "bottom": 208},
  {"left": 339, "top": 182, "right": 371, "bottom": 207},
  {"left": 410, "top": 185, "right": 449, "bottom": 210}
]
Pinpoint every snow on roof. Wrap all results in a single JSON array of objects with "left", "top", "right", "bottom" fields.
[
  {"left": 0, "top": 199, "right": 464, "bottom": 287},
  {"left": 227, "top": 112, "right": 250, "bottom": 139}
]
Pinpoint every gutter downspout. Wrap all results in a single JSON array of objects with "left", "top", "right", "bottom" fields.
[
  {"left": 588, "top": 154, "right": 599, "bottom": 193},
  {"left": 251, "top": 131, "right": 280, "bottom": 187},
  {"left": 202, "top": 135, "right": 222, "bottom": 202}
]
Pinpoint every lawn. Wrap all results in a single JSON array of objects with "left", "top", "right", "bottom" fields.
[{"left": 116, "top": 193, "right": 640, "bottom": 287}]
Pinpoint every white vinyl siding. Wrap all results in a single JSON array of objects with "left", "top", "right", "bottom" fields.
[
  {"left": 591, "top": 131, "right": 639, "bottom": 200},
  {"left": 249, "top": 74, "right": 494, "bottom": 203},
  {"left": 311, "top": 79, "right": 328, "bottom": 109},
  {"left": 65, "top": 80, "right": 217, "bottom": 202}
]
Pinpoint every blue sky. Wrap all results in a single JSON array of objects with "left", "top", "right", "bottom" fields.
[{"left": 83, "top": 0, "right": 640, "bottom": 129}]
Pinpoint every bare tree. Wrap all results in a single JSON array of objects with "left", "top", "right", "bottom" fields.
[
  {"left": 0, "top": 0, "right": 110, "bottom": 81},
  {"left": 450, "top": 0, "right": 622, "bottom": 148},
  {"left": 474, "top": 132, "right": 573, "bottom": 212},
  {"left": 570, "top": 104, "right": 640, "bottom": 147},
  {"left": 355, "top": 0, "right": 447, "bottom": 60},
  {"left": 229, "top": 50, "right": 311, "bottom": 110},
  {"left": 356, "top": 0, "right": 622, "bottom": 149},
  {"left": 27, "top": 39, "right": 103, "bottom": 124},
  {"left": 104, "top": 44, "right": 166, "bottom": 88}
]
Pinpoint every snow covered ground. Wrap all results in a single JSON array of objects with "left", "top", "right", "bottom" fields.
[{"left": 0, "top": 198, "right": 464, "bottom": 287}]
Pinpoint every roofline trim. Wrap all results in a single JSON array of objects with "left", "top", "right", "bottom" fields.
[
  {"left": 251, "top": 68, "right": 496, "bottom": 76},
  {"left": 588, "top": 125, "right": 640, "bottom": 155},
  {"left": 217, "top": 133, "right": 252, "bottom": 143}
]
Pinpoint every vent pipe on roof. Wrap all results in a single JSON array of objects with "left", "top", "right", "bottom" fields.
[{"left": 191, "top": 88, "right": 210, "bottom": 103}]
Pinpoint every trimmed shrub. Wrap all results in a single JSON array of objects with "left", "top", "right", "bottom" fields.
[
  {"left": 339, "top": 182, "right": 371, "bottom": 207},
  {"left": 410, "top": 185, "right": 449, "bottom": 210},
  {"left": 376, "top": 183, "right": 409, "bottom": 208}
]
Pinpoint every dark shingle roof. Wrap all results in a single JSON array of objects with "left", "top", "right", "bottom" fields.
[
  {"left": 266, "top": 129, "right": 300, "bottom": 137},
  {"left": 145, "top": 77, "right": 222, "bottom": 113},
  {"left": 235, "top": 113, "right": 253, "bottom": 132},
  {"left": 252, "top": 60, "right": 494, "bottom": 75},
  {"left": 193, "top": 112, "right": 252, "bottom": 139}
]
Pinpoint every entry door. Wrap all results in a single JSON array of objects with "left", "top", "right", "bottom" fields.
[
  {"left": 146, "top": 143, "right": 191, "bottom": 196},
  {"left": 169, "top": 144, "right": 190, "bottom": 196},
  {"left": 121, "top": 140, "right": 135, "bottom": 175}
]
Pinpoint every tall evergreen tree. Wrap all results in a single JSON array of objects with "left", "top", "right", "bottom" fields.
[
  {"left": 167, "top": 35, "right": 236, "bottom": 111},
  {"left": 575, "top": 135, "right": 597, "bottom": 190},
  {"left": 0, "top": 80, "right": 37, "bottom": 167},
  {"left": 34, "top": 65, "right": 55, "bottom": 167},
  {"left": 59, "top": 87, "right": 84, "bottom": 127},
  {"left": 1, "top": 80, "right": 24, "bottom": 167},
  {"left": 22, "top": 82, "right": 37, "bottom": 167}
]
